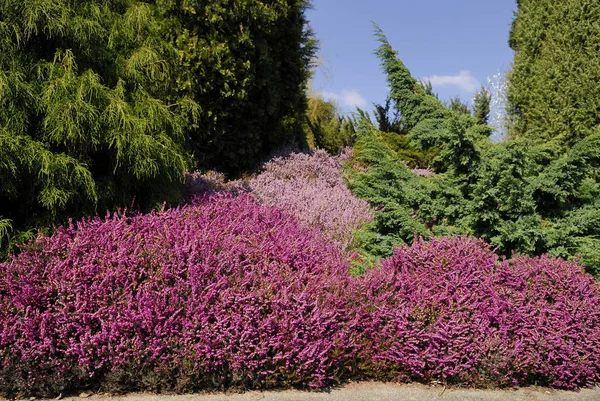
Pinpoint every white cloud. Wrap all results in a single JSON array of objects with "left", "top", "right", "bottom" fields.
[
  {"left": 320, "top": 89, "right": 368, "bottom": 109},
  {"left": 422, "top": 70, "right": 479, "bottom": 93}
]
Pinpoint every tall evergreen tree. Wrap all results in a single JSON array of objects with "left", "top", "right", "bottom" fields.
[
  {"left": 373, "top": 24, "right": 449, "bottom": 130},
  {"left": 472, "top": 86, "right": 491, "bottom": 125},
  {"left": 163, "top": 0, "right": 317, "bottom": 173},
  {"left": 0, "top": 1, "right": 194, "bottom": 250},
  {"left": 373, "top": 25, "right": 491, "bottom": 179},
  {"left": 373, "top": 98, "right": 401, "bottom": 134},
  {"left": 507, "top": 0, "right": 600, "bottom": 153},
  {"left": 0, "top": 1, "right": 315, "bottom": 252},
  {"left": 305, "top": 95, "right": 355, "bottom": 154},
  {"left": 447, "top": 96, "right": 470, "bottom": 116}
]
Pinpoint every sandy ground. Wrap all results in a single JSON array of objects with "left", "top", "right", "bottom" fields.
[{"left": 20, "top": 382, "right": 600, "bottom": 401}]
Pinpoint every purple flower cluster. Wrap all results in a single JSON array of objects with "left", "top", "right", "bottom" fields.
[
  {"left": 0, "top": 195, "right": 362, "bottom": 397},
  {"left": 359, "top": 236, "right": 600, "bottom": 389},
  {"left": 248, "top": 150, "right": 373, "bottom": 252},
  {"left": 1, "top": 202, "right": 599, "bottom": 396},
  {"left": 185, "top": 150, "right": 373, "bottom": 253},
  {"left": 184, "top": 171, "right": 248, "bottom": 197},
  {"left": 411, "top": 168, "right": 434, "bottom": 177}
]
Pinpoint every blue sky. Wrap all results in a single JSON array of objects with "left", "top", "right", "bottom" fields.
[{"left": 306, "top": 1, "right": 516, "bottom": 114}]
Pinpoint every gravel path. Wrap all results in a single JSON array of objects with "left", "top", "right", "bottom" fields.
[{"left": 25, "top": 382, "right": 600, "bottom": 401}]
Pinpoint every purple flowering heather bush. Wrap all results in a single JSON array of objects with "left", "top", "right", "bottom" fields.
[
  {"left": 0, "top": 194, "right": 364, "bottom": 397},
  {"left": 184, "top": 171, "right": 249, "bottom": 197},
  {"left": 359, "top": 236, "right": 600, "bottom": 389},
  {"left": 248, "top": 149, "right": 373, "bottom": 252},
  {"left": 1, "top": 199, "right": 600, "bottom": 396},
  {"left": 185, "top": 149, "right": 373, "bottom": 253}
]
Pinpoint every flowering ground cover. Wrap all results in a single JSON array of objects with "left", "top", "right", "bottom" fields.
[
  {"left": 0, "top": 195, "right": 363, "bottom": 397},
  {"left": 248, "top": 149, "right": 373, "bottom": 252},
  {"left": 1, "top": 196, "right": 599, "bottom": 397},
  {"left": 185, "top": 149, "right": 373, "bottom": 252},
  {"left": 359, "top": 237, "right": 600, "bottom": 389}
]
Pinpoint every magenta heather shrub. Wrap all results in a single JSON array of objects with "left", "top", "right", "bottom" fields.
[
  {"left": 359, "top": 236, "right": 600, "bottom": 389},
  {"left": 2, "top": 210, "right": 600, "bottom": 395},
  {"left": 184, "top": 150, "right": 373, "bottom": 253},
  {"left": 184, "top": 170, "right": 249, "bottom": 198},
  {"left": 0, "top": 194, "right": 363, "bottom": 397},
  {"left": 248, "top": 149, "right": 373, "bottom": 252},
  {"left": 184, "top": 170, "right": 229, "bottom": 195}
]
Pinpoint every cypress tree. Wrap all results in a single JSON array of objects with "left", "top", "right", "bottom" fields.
[
  {"left": 0, "top": 1, "right": 315, "bottom": 251},
  {"left": 163, "top": 0, "right": 317, "bottom": 174},
  {"left": 507, "top": 0, "right": 600, "bottom": 153},
  {"left": 472, "top": 86, "right": 491, "bottom": 126}
]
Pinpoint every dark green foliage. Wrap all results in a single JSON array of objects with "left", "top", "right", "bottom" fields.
[
  {"left": 373, "top": 25, "right": 491, "bottom": 174},
  {"left": 347, "top": 26, "right": 600, "bottom": 278},
  {"left": 165, "top": 0, "right": 316, "bottom": 173},
  {"left": 305, "top": 95, "right": 355, "bottom": 154},
  {"left": 472, "top": 86, "right": 491, "bottom": 125},
  {"left": 468, "top": 134, "right": 600, "bottom": 274},
  {"left": 350, "top": 115, "right": 600, "bottom": 278},
  {"left": 0, "top": 1, "right": 195, "bottom": 254},
  {"left": 0, "top": 0, "right": 316, "bottom": 256},
  {"left": 420, "top": 80, "right": 437, "bottom": 98},
  {"left": 507, "top": 0, "right": 600, "bottom": 154},
  {"left": 447, "top": 96, "right": 470, "bottom": 116},
  {"left": 346, "top": 119, "right": 469, "bottom": 261},
  {"left": 373, "top": 25, "right": 450, "bottom": 130},
  {"left": 377, "top": 131, "right": 437, "bottom": 168},
  {"left": 410, "top": 115, "right": 492, "bottom": 180},
  {"left": 373, "top": 98, "right": 401, "bottom": 134},
  {"left": 467, "top": 143, "right": 547, "bottom": 254}
]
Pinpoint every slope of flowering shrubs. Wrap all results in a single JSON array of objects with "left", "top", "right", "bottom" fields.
[
  {"left": 249, "top": 149, "right": 373, "bottom": 252},
  {"left": 359, "top": 237, "right": 600, "bottom": 389},
  {"left": 2, "top": 199, "right": 600, "bottom": 396},
  {"left": 185, "top": 149, "right": 373, "bottom": 252},
  {"left": 0, "top": 195, "right": 363, "bottom": 397}
]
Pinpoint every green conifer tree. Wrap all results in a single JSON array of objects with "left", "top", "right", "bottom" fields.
[
  {"left": 164, "top": 0, "right": 316, "bottom": 173},
  {"left": 0, "top": 1, "right": 195, "bottom": 251},
  {"left": 305, "top": 95, "right": 355, "bottom": 154},
  {"left": 472, "top": 86, "right": 491, "bottom": 126},
  {"left": 507, "top": 0, "right": 600, "bottom": 153},
  {"left": 447, "top": 96, "right": 470, "bottom": 116},
  {"left": 0, "top": 1, "right": 315, "bottom": 253}
]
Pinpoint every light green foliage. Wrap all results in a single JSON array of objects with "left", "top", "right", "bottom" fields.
[
  {"left": 0, "top": 0, "right": 193, "bottom": 253},
  {"left": 0, "top": 0, "right": 315, "bottom": 255},
  {"left": 0, "top": 220, "right": 11, "bottom": 247},
  {"left": 305, "top": 95, "right": 355, "bottom": 154},
  {"left": 507, "top": 0, "right": 600, "bottom": 154},
  {"left": 371, "top": 97, "right": 439, "bottom": 167}
]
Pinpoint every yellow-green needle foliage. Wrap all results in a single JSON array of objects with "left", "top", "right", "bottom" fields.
[{"left": 0, "top": 1, "right": 195, "bottom": 253}]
